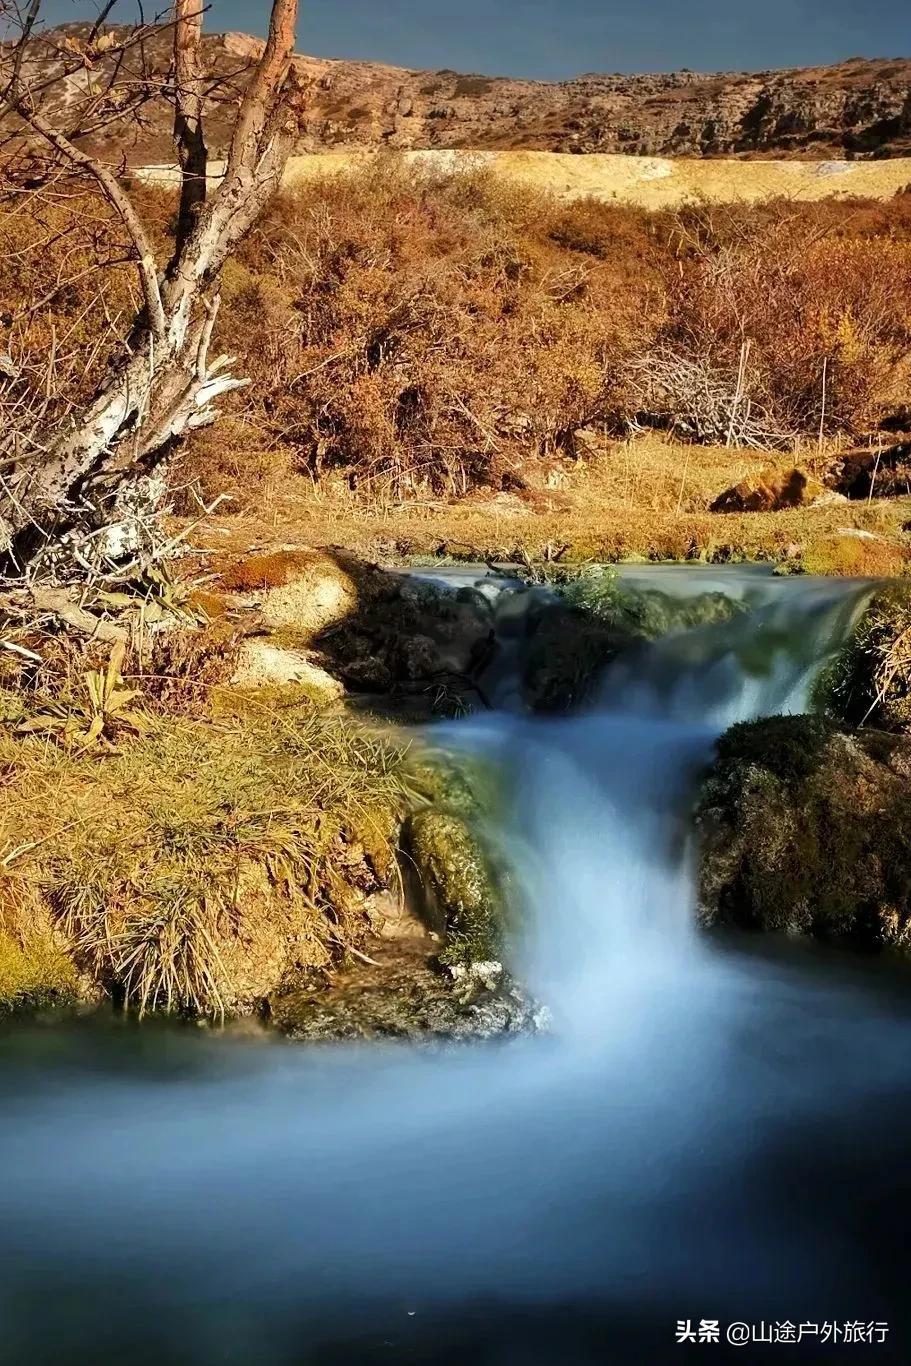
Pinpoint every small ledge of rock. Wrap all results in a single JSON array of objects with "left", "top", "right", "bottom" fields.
[{"left": 269, "top": 940, "right": 548, "bottom": 1042}]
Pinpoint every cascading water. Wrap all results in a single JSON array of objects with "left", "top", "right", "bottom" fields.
[{"left": 2, "top": 567, "right": 910, "bottom": 1366}]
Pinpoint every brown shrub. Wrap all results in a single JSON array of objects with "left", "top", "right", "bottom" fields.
[
  {"left": 183, "top": 163, "right": 662, "bottom": 499},
  {"left": 4, "top": 164, "right": 911, "bottom": 511},
  {"left": 653, "top": 200, "right": 911, "bottom": 439}
]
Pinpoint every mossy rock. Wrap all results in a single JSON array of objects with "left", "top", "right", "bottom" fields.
[
  {"left": 407, "top": 752, "right": 498, "bottom": 819},
  {"left": 697, "top": 714, "right": 911, "bottom": 950},
  {"left": 522, "top": 567, "right": 746, "bottom": 712},
  {"left": 404, "top": 748, "right": 508, "bottom": 966},
  {"left": 406, "top": 809, "right": 503, "bottom": 967},
  {"left": 814, "top": 583, "right": 911, "bottom": 734}
]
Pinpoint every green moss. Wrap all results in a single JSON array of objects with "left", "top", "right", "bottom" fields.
[
  {"left": 0, "top": 925, "right": 79, "bottom": 1015},
  {"left": 522, "top": 567, "right": 747, "bottom": 712},
  {"left": 698, "top": 714, "right": 911, "bottom": 948},
  {"left": 407, "top": 809, "right": 503, "bottom": 966},
  {"left": 404, "top": 748, "right": 508, "bottom": 966},
  {"left": 407, "top": 751, "right": 498, "bottom": 818},
  {"left": 713, "top": 714, "right": 839, "bottom": 784}
]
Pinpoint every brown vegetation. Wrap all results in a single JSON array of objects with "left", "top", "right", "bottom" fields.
[
  {"left": 2, "top": 161, "right": 911, "bottom": 580},
  {"left": 8, "top": 163, "right": 911, "bottom": 516}
]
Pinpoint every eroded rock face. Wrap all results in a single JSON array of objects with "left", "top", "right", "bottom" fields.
[{"left": 697, "top": 715, "right": 911, "bottom": 950}]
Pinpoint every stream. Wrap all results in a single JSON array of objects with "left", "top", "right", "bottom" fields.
[{"left": 2, "top": 566, "right": 911, "bottom": 1363}]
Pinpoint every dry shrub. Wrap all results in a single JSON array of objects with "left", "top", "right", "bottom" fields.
[
  {"left": 4, "top": 163, "right": 911, "bottom": 511},
  {"left": 0, "top": 707, "right": 412, "bottom": 1015},
  {"left": 183, "top": 160, "right": 661, "bottom": 500},
  {"left": 653, "top": 200, "right": 911, "bottom": 440},
  {"left": 0, "top": 182, "right": 172, "bottom": 447}
]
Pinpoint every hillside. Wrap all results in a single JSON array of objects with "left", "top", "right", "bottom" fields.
[{"left": 10, "top": 23, "right": 911, "bottom": 163}]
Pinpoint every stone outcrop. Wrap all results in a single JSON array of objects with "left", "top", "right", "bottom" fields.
[
  {"left": 697, "top": 715, "right": 911, "bottom": 951},
  {"left": 711, "top": 466, "right": 844, "bottom": 513}
]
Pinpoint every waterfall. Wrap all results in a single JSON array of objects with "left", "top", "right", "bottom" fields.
[{"left": 442, "top": 567, "right": 873, "bottom": 1026}]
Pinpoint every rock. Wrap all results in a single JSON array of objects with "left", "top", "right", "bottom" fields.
[
  {"left": 319, "top": 573, "right": 494, "bottom": 699},
  {"left": 399, "top": 633, "right": 440, "bottom": 680},
  {"left": 339, "top": 653, "right": 394, "bottom": 691},
  {"left": 697, "top": 714, "right": 911, "bottom": 951},
  {"left": 523, "top": 603, "right": 620, "bottom": 712},
  {"left": 829, "top": 441, "right": 911, "bottom": 500},
  {"left": 269, "top": 939, "right": 546, "bottom": 1042},
  {"left": 711, "top": 466, "right": 837, "bottom": 513},
  {"left": 521, "top": 571, "right": 746, "bottom": 712},
  {"left": 406, "top": 808, "right": 503, "bottom": 965},
  {"left": 221, "top": 549, "right": 359, "bottom": 641},
  {"left": 571, "top": 425, "right": 601, "bottom": 457},
  {"left": 231, "top": 639, "right": 345, "bottom": 701}
]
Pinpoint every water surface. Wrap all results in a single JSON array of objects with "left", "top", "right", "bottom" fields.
[{"left": 2, "top": 568, "right": 908, "bottom": 1364}]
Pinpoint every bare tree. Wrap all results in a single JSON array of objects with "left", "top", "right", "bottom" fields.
[{"left": 0, "top": 0, "right": 302, "bottom": 572}]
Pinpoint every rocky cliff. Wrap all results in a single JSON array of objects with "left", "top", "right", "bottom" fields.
[{"left": 9, "top": 25, "right": 911, "bottom": 162}]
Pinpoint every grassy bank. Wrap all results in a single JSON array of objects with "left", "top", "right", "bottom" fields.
[
  {"left": 189, "top": 435, "right": 911, "bottom": 575},
  {"left": 0, "top": 701, "right": 412, "bottom": 1016}
]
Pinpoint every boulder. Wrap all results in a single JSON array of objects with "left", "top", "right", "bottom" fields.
[
  {"left": 231, "top": 639, "right": 345, "bottom": 702},
  {"left": 711, "top": 466, "right": 844, "bottom": 513},
  {"left": 221, "top": 549, "right": 359, "bottom": 640},
  {"left": 829, "top": 441, "right": 911, "bottom": 500},
  {"left": 320, "top": 576, "right": 494, "bottom": 697},
  {"left": 697, "top": 714, "right": 911, "bottom": 950}
]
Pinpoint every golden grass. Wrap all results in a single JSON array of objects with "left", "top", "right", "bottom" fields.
[
  {"left": 185, "top": 435, "right": 911, "bottom": 573},
  {"left": 274, "top": 150, "right": 911, "bottom": 211},
  {"left": 0, "top": 704, "right": 413, "bottom": 1016}
]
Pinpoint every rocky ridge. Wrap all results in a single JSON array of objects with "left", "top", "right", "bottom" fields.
[{"left": 10, "top": 24, "right": 911, "bottom": 163}]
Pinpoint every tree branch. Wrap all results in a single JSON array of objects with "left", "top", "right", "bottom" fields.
[
  {"left": 222, "top": 0, "right": 296, "bottom": 183},
  {"left": 9, "top": 99, "right": 167, "bottom": 339}
]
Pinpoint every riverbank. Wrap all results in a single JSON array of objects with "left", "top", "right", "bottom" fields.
[
  {"left": 187, "top": 436, "right": 911, "bottom": 574},
  {"left": 3, "top": 553, "right": 911, "bottom": 1027}
]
